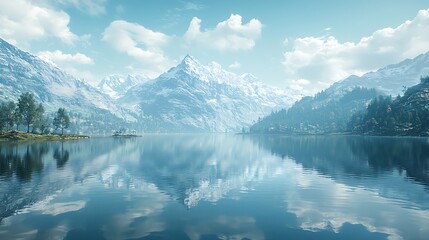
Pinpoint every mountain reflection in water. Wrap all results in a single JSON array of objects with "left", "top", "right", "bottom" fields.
[{"left": 0, "top": 135, "right": 428, "bottom": 240}]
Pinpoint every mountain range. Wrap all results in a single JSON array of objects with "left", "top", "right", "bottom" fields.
[
  {"left": 1, "top": 36, "right": 429, "bottom": 134},
  {"left": 251, "top": 52, "right": 429, "bottom": 134},
  {"left": 0, "top": 38, "right": 296, "bottom": 133}
]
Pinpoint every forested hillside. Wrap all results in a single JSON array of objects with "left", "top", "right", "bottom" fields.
[
  {"left": 349, "top": 76, "right": 429, "bottom": 136},
  {"left": 250, "top": 87, "right": 379, "bottom": 134}
]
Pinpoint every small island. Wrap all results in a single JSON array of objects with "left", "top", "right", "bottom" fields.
[{"left": 112, "top": 128, "right": 139, "bottom": 137}]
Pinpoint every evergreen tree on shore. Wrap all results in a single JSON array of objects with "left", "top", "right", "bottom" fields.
[
  {"left": 53, "top": 108, "right": 70, "bottom": 135},
  {"left": 17, "top": 92, "right": 41, "bottom": 133},
  {"left": 0, "top": 101, "right": 16, "bottom": 132}
]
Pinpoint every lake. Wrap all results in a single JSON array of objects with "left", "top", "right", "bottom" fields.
[{"left": 0, "top": 135, "right": 428, "bottom": 240}]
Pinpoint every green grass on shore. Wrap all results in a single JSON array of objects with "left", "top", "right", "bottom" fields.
[{"left": 0, "top": 130, "right": 89, "bottom": 141}]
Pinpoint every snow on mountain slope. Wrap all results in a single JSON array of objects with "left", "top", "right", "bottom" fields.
[
  {"left": 119, "top": 55, "right": 297, "bottom": 132},
  {"left": 296, "top": 51, "right": 429, "bottom": 110},
  {"left": 327, "top": 52, "right": 429, "bottom": 98},
  {"left": 0, "top": 38, "right": 135, "bottom": 121},
  {"left": 97, "top": 74, "right": 150, "bottom": 99}
]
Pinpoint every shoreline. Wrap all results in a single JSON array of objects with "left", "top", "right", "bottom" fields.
[{"left": 0, "top": 131, "right": 89, "bottom": 141}]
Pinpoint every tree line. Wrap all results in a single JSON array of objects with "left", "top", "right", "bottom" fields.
[
  {"left": 250, "top": 76, "right": 429, "bottom": 136},
  {"left": 0, "top": 92, "right": 70, "bottom": 135},
  {"left": 250, "top": 87, "right": 378, "bottom": 134},
  {"left": 348, "top": 76, "right": 429, "bottom": 135}
]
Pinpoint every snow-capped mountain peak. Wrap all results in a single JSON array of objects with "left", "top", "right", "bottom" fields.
[
  {"left": 163, "top": 55, "right": 254, "bottom": 87},
  {"left": 181, "top": 54, "right": 199, "bottom": 66},
  {"left": 97, "top": 74, "right": 150, "bottom": 99},
  {"left": 0, "top": 38, "right": 298, "bottom": 133},
  {"left": 119, "top": 55, "right": 297, "bottom": 132},
  {"left": 164, "top": 54, "right": 210, "bottom": 81}
]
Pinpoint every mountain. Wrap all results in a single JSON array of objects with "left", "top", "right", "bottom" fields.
[
  {"left": 0, "top": 38, "right": 297, "bottom": 133},
  {"left": 349, "top": 76, "right": 429, "bottom": 136},
  {"left": 296, "top": 52, "right": 429, "bottom": 111},
  {"left": 118, "top": 55, "right": 298, "bottom": 132},
  {"left": 97, "top": 74, "right": 150, "bottom": 99},
  {"left": 0, "top": 38, "right": 136, "bottom": 133},
  {"left": 327, "top": 52, "right": 429, "bottom": 99},
  {"left": 250, "top": 87, "right": 379, "bottom": 133},
  {"left": 251, "top": 52, "right": 429, "bottom": 134}
]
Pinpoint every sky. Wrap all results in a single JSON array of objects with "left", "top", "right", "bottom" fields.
[{"left": 1, "top": 0, "right": 429, "bottom": 96}]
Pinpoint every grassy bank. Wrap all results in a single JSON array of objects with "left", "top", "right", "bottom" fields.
[{"left": 0, "top": 130, "right": 89, "bottom": 141}]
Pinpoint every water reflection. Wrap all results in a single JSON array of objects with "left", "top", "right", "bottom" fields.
[
  {"left": 129, "top": 135, "right": 281, "bottom": 208},
  {"left": 0, "top": 135, "right": 428, "bottom": 240},
  {"left": 348, "top": 137, "right": 429, "bottom": 185},
  {"left": 250, "top": 135, "right": 429, "bottom": 239},
  {"left": 0, "top": 140, "right": 109, "bottom": 225},
  {"left": 0, "top": 143, "right": 48, "bottom": 181},
  {"left": 252, "top": 135, "right": 429, "bottom": 187},
  {"left": 0, "top": 142, "right": 53, "bottom": 222},
  {"left": 54, "top": 142, "right": 70, "bottom": 169}
]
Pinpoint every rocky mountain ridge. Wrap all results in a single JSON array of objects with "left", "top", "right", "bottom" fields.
[{"left": 118, "top": 55, "right": 298, "bottom": 132}]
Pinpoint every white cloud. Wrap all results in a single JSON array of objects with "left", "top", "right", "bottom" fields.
[
  {"left": 0, "top": 0, "right": 79, "bottom": 46},
  {"left": 38, "top": 50, "right": 94, "bottom": 66},
  {"left": 57, "top": 0, "right": 107, "bottom": 15},
  {"left": 229, "top": 61, "right": 241, "bottom": 69},
  {"left": 288, "top": 79, "right": 312, "bottom": 94},
  {"left": 102, "top": 20, "right": 171, "bottom": 72},
  {"left": 185, "top": 14, "right": 262, "bottom": 51},
  {"left": 282, "top": 8, "right": 429, "bottom": 96}
]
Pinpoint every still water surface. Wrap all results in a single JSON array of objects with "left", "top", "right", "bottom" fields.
[{"left": 0, "top": 135, "right": 428, "bottom": 240}]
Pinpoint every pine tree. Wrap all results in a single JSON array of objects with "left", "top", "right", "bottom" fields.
[
  {"left": 53, "top": 108, "right": 70, "bottom": 135},
  {"left": 17, "top": 92, "right": 38, "bottom": 133},
  {"left": 13, "top": 107, "right": 22, "bottom": 130},
  {"left": 0, "top": 101, "right": 17, "bottom": 131},
  {"left": 32, "top": 103, "right": 45, "bottom": 133},
  {"left": 5, "top": 101, "right": 16, "bottom": 129}
]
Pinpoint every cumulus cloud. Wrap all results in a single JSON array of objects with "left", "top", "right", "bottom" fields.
[
  {"left": 57, "top": 0, "right": 107, "bottom": 15},
  {"left": 185, "top": 14, "right": 262, "bottom": 51},
  {"left": 229, "top": 61, "right": 241, "bottom": 69},
  {"left": 0, "top": 0, "right": 79, "bottom": 46},
  {"left": 282, "top": 8, "right": 429, "bottom": 96},
  {"left": 38, "top": 50, "right": 94, "bottom": 66},
  {"left": 102, "top": 20, "right": 171, "bottom": 72}
]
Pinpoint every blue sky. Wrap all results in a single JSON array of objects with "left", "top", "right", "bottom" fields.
[{"left": 1, "top": 0, "right": 429, "bottom": 95}]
